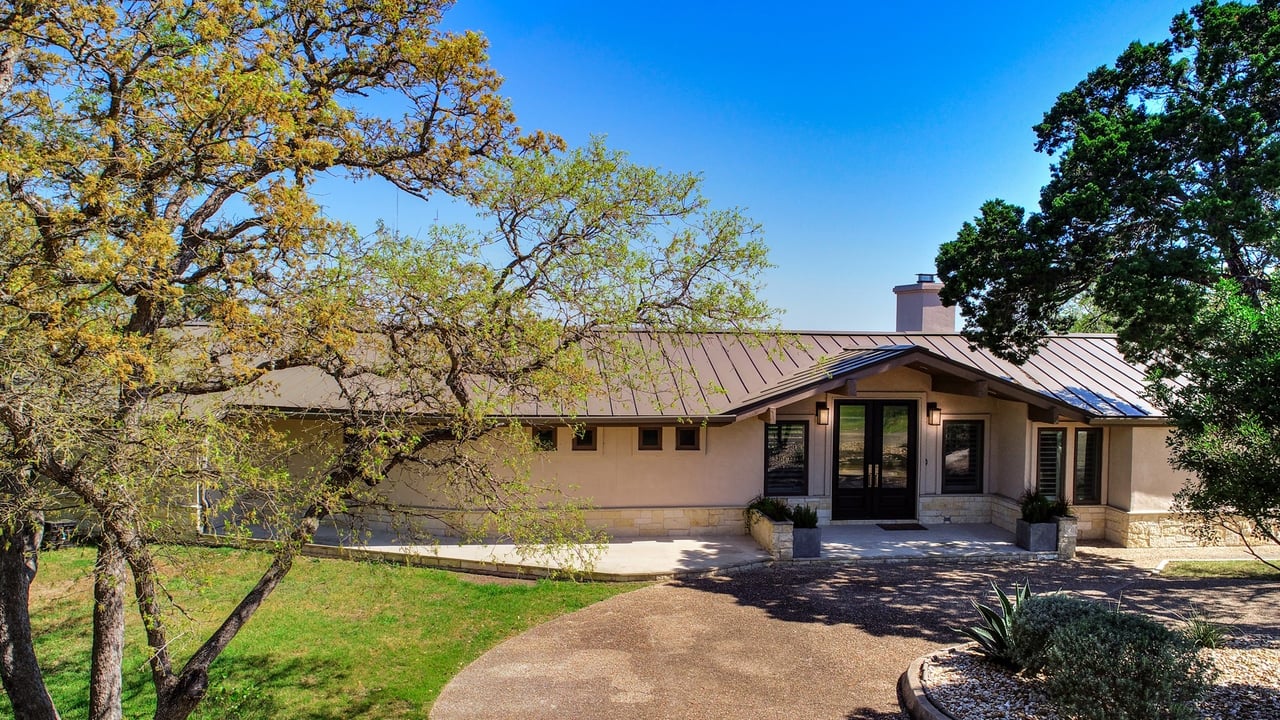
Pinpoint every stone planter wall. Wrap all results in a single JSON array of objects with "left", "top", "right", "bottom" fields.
[
  {"left": 1055, "top": 515, "right": 1078, "bottom": 559},
  {"left": 748, "top": 509, "right": 793, "bottom": 560}
]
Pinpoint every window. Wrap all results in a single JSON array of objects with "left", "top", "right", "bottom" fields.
[
  {"left": 764, "top": 421, "right": 808, "bottom": 496},
  {"left": 638, "top": 426, "right": 663, "bottom": 451},
  {"left": 1036, "top": 428, "right": 1067, "bottom": 499},
  {"left": 1074, "top": 428, "right": 1103, "bottom": 505},
  {"left": 572, "top": 427, "right": 597, "bottom": 451},
  {"left": 531, "top": 427, "right": 556, "bottom": 451},
  {"left": 941, "top": 420, "right": 984, "bottom": 494},
  {"left": 675, "top": 426, "right": 700, "bottom": 451}
]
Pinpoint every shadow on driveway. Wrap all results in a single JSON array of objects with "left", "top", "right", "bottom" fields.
[{"left": 431, "top": 555, "right": 1280, "bottom": 720}]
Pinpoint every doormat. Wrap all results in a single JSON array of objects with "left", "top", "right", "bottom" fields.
[{"left": 877, "top": 523, "right": 927, "bottom": 531}]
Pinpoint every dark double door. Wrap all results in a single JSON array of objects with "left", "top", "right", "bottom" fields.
[{"left": 832, "top": 400, "right": 917, "bottom": 520}]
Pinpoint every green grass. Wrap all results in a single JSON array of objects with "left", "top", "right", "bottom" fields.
[
  {"left": 6, "top": 546, "right": 645, "bottom": 719},
  {"left": 1161, "top": 559, "right": 1280, "bottom": 579}
]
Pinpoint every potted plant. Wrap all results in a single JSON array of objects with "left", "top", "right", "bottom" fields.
[
  {"left": 1015, "top": 490, "right": 1058, "bottom": 552},
  {"left": 790, "top": 504, "right": 821, "bottom": 558}
]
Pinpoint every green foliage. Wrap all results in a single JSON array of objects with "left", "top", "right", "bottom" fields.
[
  {"left": 954, "top": 582, "right": 1031, "bottom": 669},
  {"left": 789, "top": 504, "right": 818, "bottom": 529},
  {"left": 939, "top": 0, "right": 1280, "bottom": 560},
  {"left": 1178, "top": 606, "right": 1229, "bottom": 649},
  {"left": 1040, "top": 610, "right": 1212, "bottom": 720},
  {"left": 746, "top": 496, "right": 792, "bottom": 523},
  {"left": 1019, "top": 491, "right": 1056, "bottom": 523},
  {"left": 1008, "top": 592, "right": 1112, "bottom": 674}
]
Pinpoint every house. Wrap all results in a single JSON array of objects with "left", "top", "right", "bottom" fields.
[{"left": 244, "top": 275, "right": 1207, "bottom": 549}]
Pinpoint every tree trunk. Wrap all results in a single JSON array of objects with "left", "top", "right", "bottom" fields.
[
  {"left": 90, "top": 535, "right": 126, "bottom": 720},
  {"left": 0, "top": 515, "right": 60, "bottom": 720}
]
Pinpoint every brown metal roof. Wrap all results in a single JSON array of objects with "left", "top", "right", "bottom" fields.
[{"left": 234, "top": 331, "right": 1162, "bottom": 421}]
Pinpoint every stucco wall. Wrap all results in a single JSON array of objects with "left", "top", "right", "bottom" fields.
[{"left": 1126, "top": 426, "right": 1185, "bottom": 512}]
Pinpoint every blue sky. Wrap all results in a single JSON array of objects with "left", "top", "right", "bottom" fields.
[{"left": 317, "top": 1, "right": 1193, "bottom": 331}]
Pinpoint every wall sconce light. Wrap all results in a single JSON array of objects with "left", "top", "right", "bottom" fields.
[
  {"left": 816, "top": 401, "right": 830, "bottom": 425},
  {"left": 927, "top": 402, "right": 942, "bottom": 426}
]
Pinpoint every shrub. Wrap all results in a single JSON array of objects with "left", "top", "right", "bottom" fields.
[
  {"left": 1041, "top": 610, "right": 1213, "bottom": 720},
  {"left": 746, "top": 496, "right": 791, "bottom": 522},
  {"left": 1179, "top": 606, "right": 1229, "bottom": 649},
  {"left": 1019, "top": 490, "right": 1056, "bottom": 523},
  {"left": 1009, "top": 592, "right": 1112, "bottom": 673},
  {"left": 790, "top": 504, "right": 818, "bottom": 529},
  {"left": 954, "top": 582, "right": 1030, "bottom": 669}
]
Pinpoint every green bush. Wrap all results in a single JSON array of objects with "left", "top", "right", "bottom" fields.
[
  {"left": 1009, "top": 592, "right": 1112, "bottom": 673},
  {"left": 1179, "top": 606, "right": 1229, "bottom": 649},
  {"left": 790, "top": 504, "right": 819, "bottom": 529},
  {"left": 954, "top": 582, "right": 1030, "bottom": 669},
  {"left": 746, "top": 496, "right": 791, "bottom": 522},
  {"left": 1019, "top": 490, "right": 1056, "bottom": 523},
  {"left": 1041, "top": 610, "right": 1213, "bottom": 720}
]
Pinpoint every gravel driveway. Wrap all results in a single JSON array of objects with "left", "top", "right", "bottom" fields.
[{"left": 431, "top": 552, "right": 1280, "bottom": 720}]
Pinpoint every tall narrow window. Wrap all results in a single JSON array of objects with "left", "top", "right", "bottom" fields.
[
  {"left": 764, "top": 421, "right": 808, "bottom": 496},
  {"left": 1074, "top": 428, "right": 1103, "bottom": 504},
  {"left": 1036, "top": 428, "right": 1067, "bottom": 499},
  {"left": 941, "top": 420, "right": 984, "bottom": 494}
]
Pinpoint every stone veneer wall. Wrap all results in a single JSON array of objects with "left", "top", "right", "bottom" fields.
[
  {"left": 583, "top": 506, "right": 746, "bottom": 538},
  {"left": 748, "top": 510, "right": 793, "bottom": 560},
  {"left": 1103, "top": 509, "right": 1240, "bottom": 548}
]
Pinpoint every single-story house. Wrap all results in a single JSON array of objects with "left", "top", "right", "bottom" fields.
[{"left": 242, "top": 275, "right": 1209, "bottom": 549}]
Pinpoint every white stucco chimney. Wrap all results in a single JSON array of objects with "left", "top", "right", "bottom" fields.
[{"left": 893, "top": 273, "right": 956, "bottom": 333}]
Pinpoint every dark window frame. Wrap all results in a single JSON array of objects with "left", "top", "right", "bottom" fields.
[
  {"left": 764, "top": 420, "right": 809, "bottom": 497},
  {"left": 940, "top": 419, "right": 984, "bottom": 494},
  {"left": 638, "top": 426, "right": 663, "bottom": 451},
  {"left": 531, "top": 427, "right": 557, "bottom": 452},
  {"left": 675, "top": 425, "right": 700, "bottom": 451},
  {"left": 1073, "top": 428, "right": 1103, "bottom": 505},
  {"left": 571, "top": 426, "right": 597, "bottom": 451}
]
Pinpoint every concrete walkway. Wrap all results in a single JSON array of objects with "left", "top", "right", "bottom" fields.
[
  {"left": 430, "top": 551, "right": 1280, "bottom": 720},
  {"left": 301, "top": 522, "right": 1062, "bottom": 580}
]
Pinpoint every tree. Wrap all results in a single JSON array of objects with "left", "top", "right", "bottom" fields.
[
  {"left": 936, "top": 0, "right": 1280, "bottom": 561},
  {"left": 0, "top": 2, "right": 773, "bottom": 719}
]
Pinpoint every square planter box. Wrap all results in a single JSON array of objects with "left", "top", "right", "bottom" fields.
[
  {"left": 793, "top": 527, "right": 822, "bottom": 558},
  {"left": 1016, "top": 519, "right": 1057, "bottom": 552}
]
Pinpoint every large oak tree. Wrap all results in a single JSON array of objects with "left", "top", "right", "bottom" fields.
[
  {"left": 937, "top": 1, "right": 1280, "bottom": 563},
  {"left": 0, "top": 2, "right": 774, "bottom": 719}
]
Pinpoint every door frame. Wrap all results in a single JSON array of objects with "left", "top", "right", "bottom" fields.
[{"left": 831, "top": 399, "right": 919, "bottom": 520}]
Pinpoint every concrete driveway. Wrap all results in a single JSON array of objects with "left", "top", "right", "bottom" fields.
[{"left": 431, "top": 551, "right": 1280, "bottom": 720}]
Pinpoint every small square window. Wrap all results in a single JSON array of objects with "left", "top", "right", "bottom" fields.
[
  {"left": 675, "top": 426, "right": 700, "bottom": 451},
  {"left": 532, "top": 427, "right": 556, "bottom": 451},
  {"left": 572, "top": 427, "right": 597, "bottom": 451},
  {"left": 638, "top": 426, "right": 662, "bottom": 451}
]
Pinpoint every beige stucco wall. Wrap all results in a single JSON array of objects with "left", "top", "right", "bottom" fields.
[{"left": 1126, "top": 426, "right": 1185, "bottom": 512}]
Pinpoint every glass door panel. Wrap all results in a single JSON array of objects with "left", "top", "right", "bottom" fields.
[{"left": 831, "top": 400, "right": 917, "bottom": 520}]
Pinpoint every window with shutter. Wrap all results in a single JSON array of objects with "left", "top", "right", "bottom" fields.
[
  {"left": 1036, "top": 429, "right": 1067, "bottom": 499},
  {"left": 764, "top": 421, "right": 808, "bottom": 496},
  {"left": 941, "top": 420, "right": 984, "bottom": 494}
]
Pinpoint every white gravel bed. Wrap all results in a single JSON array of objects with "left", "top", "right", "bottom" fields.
[{"left": 922, "top": 635, "right": 1280, "bottom": 720}]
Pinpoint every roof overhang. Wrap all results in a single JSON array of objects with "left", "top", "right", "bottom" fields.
[{"left": 731, "top": 345, "right": 1094, "bottom": 424}]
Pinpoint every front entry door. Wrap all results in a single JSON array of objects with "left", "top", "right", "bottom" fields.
[{"left": 832, "top": 400, "right": 917, "bottom": 520}]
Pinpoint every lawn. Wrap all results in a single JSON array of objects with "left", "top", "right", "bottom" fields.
[
  {"left": 6, "top": 545, "right": 644, "bottom": 719},
  {"left": 1161, "top": 559, "right": 1280, "bottom": 579}
]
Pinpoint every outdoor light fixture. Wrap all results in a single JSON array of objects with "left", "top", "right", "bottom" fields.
[
  {"left": 927, "top": 402, "right": 942, "bottom": 426},
  {"left": 816, "top": 401, "right": 830, "bottom": 425}
]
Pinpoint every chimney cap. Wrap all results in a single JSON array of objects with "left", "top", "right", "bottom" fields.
[{"left": 916, "top": 273, "right": 936, "bottom": 284}]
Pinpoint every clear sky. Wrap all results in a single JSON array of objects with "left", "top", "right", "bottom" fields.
[{"left": 316, "top": 0, "right": 1193, "bottom": 331}]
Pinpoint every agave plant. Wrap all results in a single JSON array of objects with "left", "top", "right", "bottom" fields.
[{"left": 953, "top": 582, "right": 1031, "bottom": 668}]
